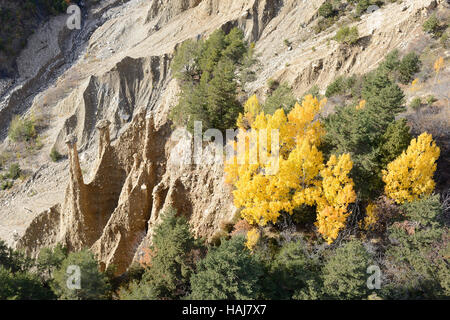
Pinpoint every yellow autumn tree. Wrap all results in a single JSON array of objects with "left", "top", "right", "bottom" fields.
[
  {"left": 236, "top": 94, "right": 263, "bottom": 129},
  {"left": 434, "top": 56, "right": 444, "bottom": 83},
  {"left": 356, "top": 99, "right": 366, "bottom": 110},
  {"left": 410, "top": 78, "right": 421, "bottom": 93},
  {"left": 226, "top": 95, "right": 356, "bottom": 243},
  {"left": 382, "top": 132, "right": 440, "bottom": 204},
  {"left": 226, "top": 95, "right": 326, "bottom": 226},
  {"left": 246, "top": 228, "right": 260, "bottom": 250},
  {"left": 316, "top": 153, "right": 356, "bottom": 244},
  {"left": 360, "top": 203, "right": 377, "bottom": 231},
  {"left": 434, "top": 56, "right": 444, "bottom": 74}
]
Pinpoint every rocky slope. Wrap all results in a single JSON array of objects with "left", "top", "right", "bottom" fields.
[{"left": 0, "top": 0, "right": 448, "bottom": 275}]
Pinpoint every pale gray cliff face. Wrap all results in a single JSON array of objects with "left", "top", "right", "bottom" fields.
[{"left": 0, "top": 0, "right": 448, "bottom": 274}]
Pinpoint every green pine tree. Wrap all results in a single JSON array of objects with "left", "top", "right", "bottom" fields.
[
  {"left": 189, "top": 236, "right": 264, "bottom": 299},
  {"left": 52, "top": 249, "right": 110, "bottom": 300}
]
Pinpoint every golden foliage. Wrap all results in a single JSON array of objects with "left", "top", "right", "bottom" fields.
[
  {"left": 226, "top": 95, "right": 326, "bottom": 226},
  {"left": 246, "top": 228, "right": 260, "bottom": 250},
  {"left": 361, "top": 203, "right": 377, "bottom": 230},
  {"left": 410, "top": 78, "right": 421, "bottom": 93},
  {"left": 434, "top": 56, "right": 444, "bottom": 83},
  {"left": 236, "top": 94, "right": 263, "bottom": 129},
  {"left": 226, "top": 95, "right": 356, "bottom": 244},
  {"left": 382, "top": 133, "right": 440, "bottom": 204},
  {"left": 434, "top": 56, "right": 444, "bottom": 74},
  {"left": 316, "top": 154, "right": 356, "bottom": 244},
  {"left": 356, "top": 100, "right": 366, "bottom": 110},
  {"left": 316, "top": 206, "right": 348, "bottom": 244}
]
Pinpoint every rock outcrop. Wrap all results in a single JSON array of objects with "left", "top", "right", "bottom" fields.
[{"left": 19, "top": 106, "right": 236, "bottom": 274}]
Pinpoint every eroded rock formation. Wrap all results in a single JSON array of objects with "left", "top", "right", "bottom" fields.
[{"left": 19, "top": 104, "right": 235, "bottom": 274}]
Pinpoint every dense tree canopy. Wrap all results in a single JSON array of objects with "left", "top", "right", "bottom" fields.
[
  {"left": 120, "top": 208, "right": 201, "bottom": 300},
  {"left": 189, "top": 236, "right": 264, "bottom": 300},
  {"left": 323, "top": 61, "right": 407, "bottom": 200},
  {"left": 169, "top": 28, "right": 252, "bottom": 133},
  {"left": 322, "top": 240, "right": 371, "bottom": 299},
  {"left": 52, "top": 249, "right": 110, "bottom": 300}
]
